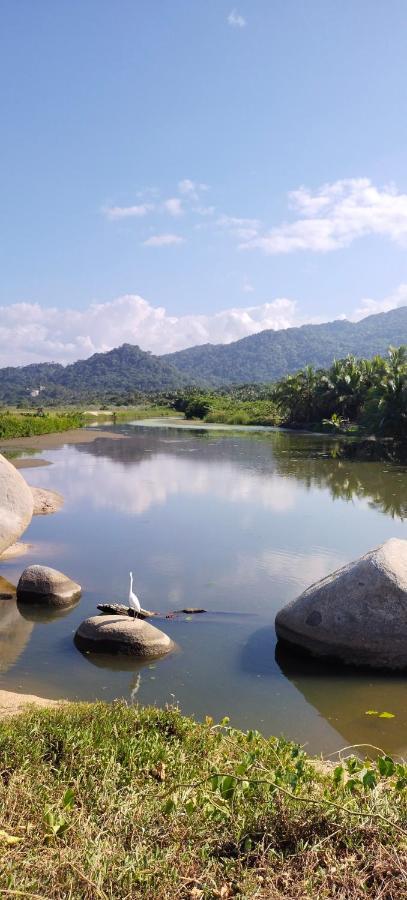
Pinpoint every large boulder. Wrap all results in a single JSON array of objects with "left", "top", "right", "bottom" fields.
[
  {"left": 0, "top": 454, "right": 33, "bottom": 556},
  {"left": 74, "top": 615, "right": 174, "bottom": 659},
  {"left": 275, "top": 538, "right": 407, "bottom": 670},
  {"left": 17, "top": 565, "right": 81, "bottom": 609}
]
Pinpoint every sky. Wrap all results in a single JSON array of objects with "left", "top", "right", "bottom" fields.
[{"left": 1, "top": 0, "right": 407, "bottom": 365}]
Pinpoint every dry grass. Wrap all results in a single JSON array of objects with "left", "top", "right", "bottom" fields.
[{"left": 0, "top": 702, "right": 406, "bottom": 898}]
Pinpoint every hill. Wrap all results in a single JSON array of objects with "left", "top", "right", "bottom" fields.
[
  {"left": 162, "top": 306, "right": 407, "bottom": 384},
  {"left": 0, "top": 306, "right": 406, "bottom": 402},
  {"left": 0, "top": 344, "right": 190, "bottom": 404}
]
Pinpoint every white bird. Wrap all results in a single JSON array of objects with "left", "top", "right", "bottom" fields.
[{"left": 128, "top": 571, "right": 141, "bottom": 620}]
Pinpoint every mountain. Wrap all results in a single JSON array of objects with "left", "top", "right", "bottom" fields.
[
  {"left": 1, "top": 306, "right": 407, "bottom": 403},
  {"left": 163, "top": 306, "right": 407, "bottom": 384},
  {"left": 0, "top": 344, "right": 190, "bottom": 404}
]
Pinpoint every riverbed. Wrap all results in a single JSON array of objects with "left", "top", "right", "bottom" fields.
[{"left": 1, "top": 420, "right": 406, "bottom": 756}]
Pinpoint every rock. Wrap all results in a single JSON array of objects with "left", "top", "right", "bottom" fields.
[
  {"left": 17, "top": 565, "right": 81, "bottom": 609},
  {"left": 0, "top": 453, "right": 33, "bottom": 556},
  {"left": 275, "top": 538, "right": 407, "bottom": 670},
  {"left": 74, "top": 615, "right": 174, "bottom": 659},
  {"left": 97, "top": 603, "right": 157, "bottom": 619},
  {"left": 31, "top": 487, "right": 64, "bottom": 516}
]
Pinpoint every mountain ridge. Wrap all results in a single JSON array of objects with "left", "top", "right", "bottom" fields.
[{"left": 0, "top": 306, "right": 406, "bottom": 402}]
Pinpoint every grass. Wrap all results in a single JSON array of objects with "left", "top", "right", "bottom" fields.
[
  {"left": 0, "top": 411, "right": 85, "bottom": 439},
  {"left": 0, "top": 405, "right": 176, "bottom": 440},
  {"left": 84, "top": 405, "right": 177, "bottom": 423},
  {"left": 0, "top": 702, "right": 406, "bottom": 898}
]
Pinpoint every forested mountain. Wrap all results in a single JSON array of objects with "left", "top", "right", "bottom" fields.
[
  {"left": 163, "top": 306, "right": 407, "bottom": 385},
  {"left": 0, "top": 307, "right": 406, "bottom": 403},
  {"left": 0, "top": 344, "right": 190, "bottom": 403}
]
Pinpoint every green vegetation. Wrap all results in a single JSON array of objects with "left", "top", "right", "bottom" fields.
[
  {"left": 174, "top": 387, "right": 281, "bottom": 426},
  {"left": 0, "top": 702, "right": 406, "bottom": 898},
  {"left": 173, "top": 347, "right": 407, "bottom": 443},
  {"left": 0, "top": 410, "right": 85, "bottom": 439},
  {"left": 1, "top": 307, "right": 407, "bottom": 402},
  {"left": 0, "top": 344, "right": 191, "bottom": 405},
  {"left": 164, "top": 305, "right": 407, "bottom": 385}
]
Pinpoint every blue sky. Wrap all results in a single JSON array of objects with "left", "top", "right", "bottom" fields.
[{"left": 1, "top": 0, "right": 407, "bottom": 364}]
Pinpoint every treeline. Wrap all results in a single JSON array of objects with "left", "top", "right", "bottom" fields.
[{"left": 171, "top": 347, "right": 407, "bottom": 437}]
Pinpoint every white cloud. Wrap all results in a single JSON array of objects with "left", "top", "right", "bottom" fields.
[
  {"left": 142, "top": 233, "right": 185, "bottom": 247},
  {"left": 163, "top": 197, "right": 183, "bottom": 217},
  {"left": 0, "top": 295, "right": 299, "bottom": 366},
  {"left": 242, "top": 178, "right": 407, "bottom": 254},
  {"left": 1, "top": 285, "right": 406, "bottom": 368},
  {"left": 178, "top": 179, "right": 208, "bottom": 201},
  {"left": 227, "top": 9, "right": 246, "bottom": 28},
  {"left": 104, "top": 203, "right": 153, "bottom": 220},
  {"left": 242, "top": 280, "right": 255, "bottom": 293},
  {"left": 217, "top": 214, "right": 261, "bottom": 242},
  {"left": 350, "top": 283, "right": 407, "bottom": 322}
]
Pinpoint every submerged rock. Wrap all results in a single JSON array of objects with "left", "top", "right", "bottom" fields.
[
  {"left": 17, "top": 565, "right": 81, "bottom": 609},
  {"left": 275, "top": 538, "right": 407, "bottom": 670},
  {"left": 74, "top": 614, "right": 174, "bottom": 659},
  {"left": 0, "top": 454, "right": 33, "bottom": 556}
]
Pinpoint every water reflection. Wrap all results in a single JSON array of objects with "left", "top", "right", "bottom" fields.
[
  {"left": 19, "top": 427, "right": 407, "bottom": 523},
  {"left": 75, "top": 428, "right": 407, "bottom": 521},
  {"left": 0, "top": 595, "right": 33, "bottom": 673},
  {"left": 17, "top": 598, "right": 81, "bottom": 623},
  {"left": 1, "top": 424, "right": 406, "bottom": 756},
  {"left": 275, "top": 643, "right": 407, "bottom": 757}
]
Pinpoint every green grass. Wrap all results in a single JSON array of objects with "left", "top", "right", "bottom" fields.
[
  {"left": 84, "top": 405, "right": 178, "bottom": 423},
  {"left": 0, "top": 410, "right": 85, "bottom": 439},
  {"left": 0, "top": 702, "right": 406, "bottom": 898}
]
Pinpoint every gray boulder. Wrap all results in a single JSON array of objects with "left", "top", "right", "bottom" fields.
[
  {"left": 275, "top": 538, "right": 407, "bottom": 670},
  {"left": 0, "top": 454, "right": 33, "bottom": 556},
  {"left": 17, "top": 565, "right": 81, "bottom": 609},
  {"left": 74, "top": 614, "right": 174, "bottom": 659}
]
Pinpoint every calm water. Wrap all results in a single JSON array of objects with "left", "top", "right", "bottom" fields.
[{"left": 1, "top": 420, "right": 407, "bottom": 756}]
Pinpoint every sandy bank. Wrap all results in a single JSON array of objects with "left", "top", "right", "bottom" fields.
[
  {"left": 31, "top": 486, "right": 64, "bottom": 515},
  {"left": 0, "top": 689, "right": 59, "bottom": 718},
  {"left": 0, "top": 426, "right": 128, "bottom": 452}
]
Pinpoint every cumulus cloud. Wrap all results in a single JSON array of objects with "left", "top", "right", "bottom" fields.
[
  {"left": 1, "top": 285, "right": 406, "bottom": 368},
  {"left": 142, "top": 233, "right": 185, "bottom": 247},
  {"left": 242, "top": 178, "right": 407, "bottom": 254},
  {"left": 163, "top": 197, "right": 183, "bottom": 217},
  {"left": 350, "top": 283, "right": 407, "bottom": 321},
  {"left": 103, "top": 203, "right": 153, "bottom": 219},
  {"left": 227, "top": 9, "right": 246, "bottom": 28},
  {"left": 0, "top": 295, "right": 299, "bottom": 366}
]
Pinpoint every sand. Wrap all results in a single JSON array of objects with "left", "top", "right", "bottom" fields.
[
  {"left": 0, "top": 689, "right": 59, "bottom": 719},
  {"left": 0, "top": 427, "right": 128, "bottom": 453},
  {"left": 31, "top": 486, "right": 64, "bottom": 516}
]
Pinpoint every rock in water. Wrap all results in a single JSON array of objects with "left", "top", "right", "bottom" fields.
[
  {"left": 0, "top": 454, "right": 33, "bottom": 556},
  {"left": 31, "top": 487, "right": 64, "bottom": 516},
  {"left": 275, "top": 538, "right": 407, "bottom": 670},
  {"left": 17, "top": 565, "right": 81, "bottom": 609},
  {"left": 74, "top": 615, "right": 174, "bottom": 659}
]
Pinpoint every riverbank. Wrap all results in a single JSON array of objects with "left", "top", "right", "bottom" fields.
[
  {"left": 0, "top": 426, "right": 129, "bottom": 453},
  {"left": 0, "top": 700, "right": 405, "bottom": 898}
]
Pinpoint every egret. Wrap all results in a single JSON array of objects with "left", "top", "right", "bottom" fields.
[{"left": 128, "top": 571, "right": 141, "bottom": 620}]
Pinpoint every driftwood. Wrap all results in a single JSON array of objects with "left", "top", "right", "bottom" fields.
[{"left": 97, "top": 603, "right": 206, "bottom": 619}]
